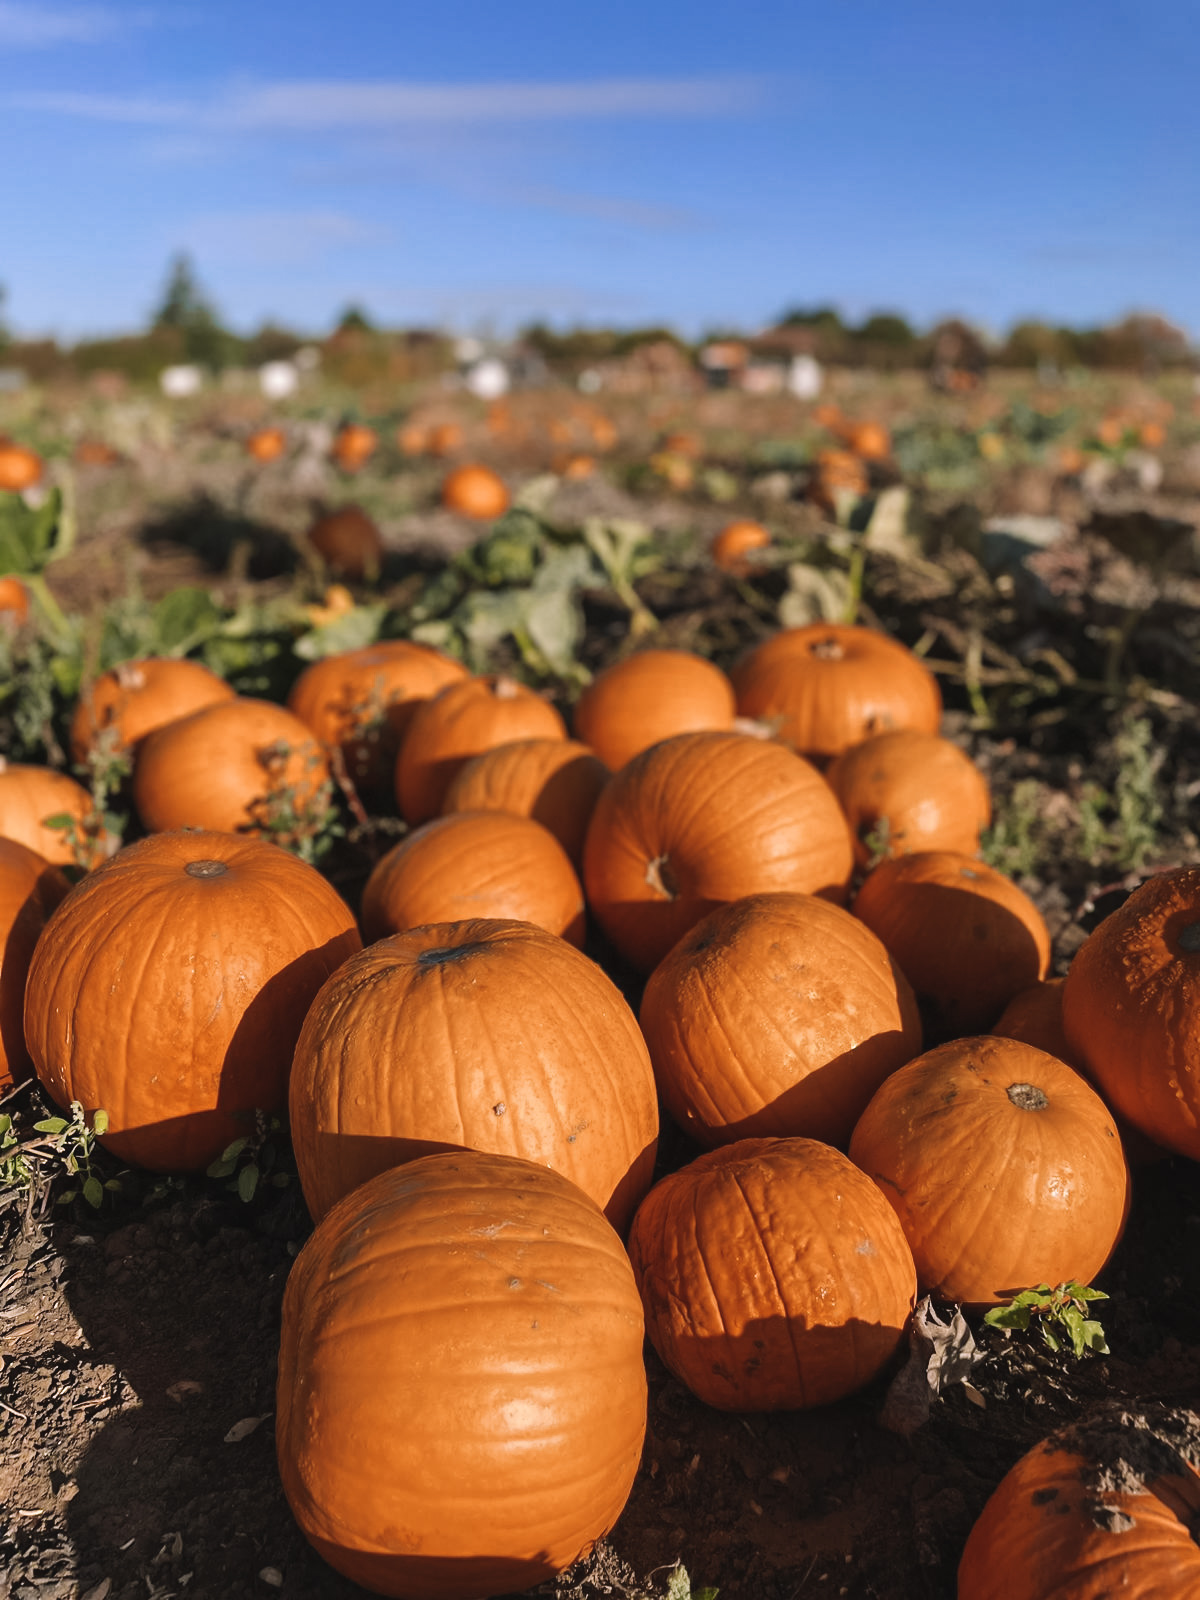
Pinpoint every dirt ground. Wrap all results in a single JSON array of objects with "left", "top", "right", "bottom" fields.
[{"left": 4, "top": 372, "right": 1200, "bottom": 1599}]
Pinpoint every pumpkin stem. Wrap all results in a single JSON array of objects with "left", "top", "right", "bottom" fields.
[
  {"left": 1007, "top": 1082, "right": 1049, "bottom": 1111},
  {"left": 645, "top": 854, "right": 679, "bottom": 900},
  {"left": 115, "top": 662, "right": 147, "bottom": 691},
  {"left": 185, "top": 860, "right": 229, "bottom": 879},
  {"left": 1178, "top": 922, "right": 1200, "bottom": 953},
  {"left": 418, "top": 942, "right": 487, "bottom": 966},
  {"left": 810, "top": 636, "right": 846, "bottom": 661},
  {"left": 493, "top": 676, "right": 521, "bottom": 700}
]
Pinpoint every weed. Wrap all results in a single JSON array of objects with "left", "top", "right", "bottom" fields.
[
  {"left": 206, "top": 1112, "right": 291, "bottom": 1203},
  {"left": 982, "top": 1282, "right": 1109, "bottom": 1359},
  {"left": 0, "top": 1098, "right": 116, "bottom": 1215},
  {"left": 980, "top": 778, "right": 1044, "bottom": 878},
  {"left": 247, "top": 740, "right": 343, "bottom": 864},
  {"left": 1110, "top": 713, "right": 1163, "bottom": 871}
]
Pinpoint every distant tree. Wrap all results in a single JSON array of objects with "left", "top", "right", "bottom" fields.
[
  {"left": 855, "top": 313, "right": 916, "bottom": 347},
  {"left": 0, "top": 283, "right": 9, "bottom": 353},
  {"left": 151, "top": 253, "right": 233, "bottom": 369},
  {"left": 776, "top": 305, "right": 845, "bottom": 335},
  {"left": 335, "top": 304, "right": 376, "bottom": 335}
]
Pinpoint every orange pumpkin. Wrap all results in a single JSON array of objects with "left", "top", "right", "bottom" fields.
[
  {"left": 276, "top": 1150, "right": 647, "bottom": 1599},
  {"left": 0, "top": 443, "right": 43, "bottom": 492},
  {"left": 852, "top": 850, "right": 1051, "bottom": 1036},
  {"left": 0, "top": 575, "right": 31, "bottom": 625},
  {"left": 441, "top": 464, "right": 510, "bottom": 520},
  {"left": 396, "top": 419, "right": 430, "bottom": 456},
  {"left": 440, "top": 737, "right": 608, "bottom": 869},
  {"left": 396, "top": 674, "right": 567, "bottom": 825},
  {"left": 732, "top": 623, "right": 942, "bottom": 765},
  {"left": 571, "top": 649, "right": 738, "bottom": 771},
  {"left": 825, "top": 728, "right": 991, "bottom": 866},
  {"left": 0, "top": 759, "right": 113, "bottom": 869},
  {"left": 24, "top": 830, "right": 360, "bottom": 1170},
  {"left": 246, "top": 426, "right": 286, "bottom": 463},
  {"left": 132, "top": 698, "right": 332, "bottom": 838},
  {"left": 70, "top": 656, "right": 237, "bottom": 765},
  {"left": 642, "top": 892, "right": 921, "bottom": 1147},
  {"left": 360, "top": 811, "right": 586, "bottom": 946},
  {"left": 286, "top": 640, "right": 468, "bottom": 799},
  {"left": 289, "top": 919, "right": 659, "bottom": 1228},
  {"left": 848, "top": 1036, "right": 1128, "bottom": 1307},
  {"left": 711, "top": 519, "right": 771, "bottom": 575},
  {"left": 628, "top": 1138, "right": 916, "bottom": 1410},
  {"left": 0, "top": 840, "right": 70, "bottom": 1089},
  {"left": 73, "top": 438, "right": 121, "bottom": 468},
  {"left": 306, "top": 505, "right": 384, "bottom": 581},
  {"left": 582, "top": 730, "right": 855, "bottom": 974},
  {"left": 331, "top": 422, "right": 377, "bottom": 472},
  {"left": 992, "top": 977, "right": 1076, "bottom": 1065},
  {"left": 427, "top": 420, "right": 464, "bottom": 457},
  {"left": 844, "top": 419, "right": 891, "bottom": 461}
]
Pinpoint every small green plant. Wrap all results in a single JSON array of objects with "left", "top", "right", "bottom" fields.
[
  {"left": 664, "top": 1563, "right": 719, "bottom": 1600},
  {"left": 206, "top": 1112, "right": 291, "bottom": 1203},
  {"left": 0, "top": 1099, "right": 116, "bottom": 1210},
  {"left": 980, "top": 778, "right": 1044, "bottom": 878},
  {"left": 1110, "top": 713, "right": 1163, "bottom": 871},
  {"left": 982, "top": 1281, "right": 1110, "bottom": 1358},
  {"left": 247, "top": 741, "right": 343, "bottom": 864}
]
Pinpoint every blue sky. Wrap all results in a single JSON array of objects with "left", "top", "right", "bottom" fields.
[{"left": 3, "top": 0, "right": 1197, "bottom": 341}]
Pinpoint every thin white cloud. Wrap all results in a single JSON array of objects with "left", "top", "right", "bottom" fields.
[
  {"left": 177, "top": 209, "right": 383, "bottom": 267},
  {"left": 0, "top": 3, "right": 154, "bottom": 46},
  {"left": 12, "top": 74, "right": 764, "bottom": 128}
]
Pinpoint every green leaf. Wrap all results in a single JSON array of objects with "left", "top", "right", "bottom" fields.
[
  {"left": 34, "top": 1117, "right": 69, "bottom": 1135},
  {"left": 57, "top": 1188, "right": 78, "bottom": 1206},
  {"left": 83, "top": 1175, "right": 104, "bottom": 1209},
  {"left": 39, "top": 813, "right": 75, "bottom": 831},
  {"left": 293, "top": 602, "right": 387, "bottom": 661},
  {"left": 152, "top": 587, "right": 224, "bottom": 653},
  {"left": 237, "top": 1163, "right": 260, "bottom": 1203},
  {"left": 92, "top": 1109, "right": 109, "bottom": 1135}
]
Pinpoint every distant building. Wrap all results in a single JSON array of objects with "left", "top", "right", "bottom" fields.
[{"left": 159, "top": 364, "right": 204, "bottom": 398}]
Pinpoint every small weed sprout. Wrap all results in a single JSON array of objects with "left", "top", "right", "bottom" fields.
[
  {"left": 248, "top": 740, "right": 343, "bottom": 864},
  {"left": 1111, "top": 713, "right": 1163, "bottom": 871},
  {"left": 980, "top": 778, "right": 1043, "bottom": 878},
  {"left": 858, "top": 814, "right": 892, "bottom": 870},
  {"left": 0, "top": 1100, "right": 116, "bottom": 1211},
  {"left": 982, "top": 1281, "right": 1110, "bottom": 1359},
  {"left": 206, "top": 1112, "right": 291, "bottom": 1203}
]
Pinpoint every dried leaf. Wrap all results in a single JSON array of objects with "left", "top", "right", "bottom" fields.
[{"left": 224, "top": 1413, "right": 270, "bottom": 1443}]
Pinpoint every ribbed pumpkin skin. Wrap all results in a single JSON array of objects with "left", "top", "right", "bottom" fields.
[
  {"left": 360, "top": 812, "right": 586, "bottom": 947},
  {"left": 571, "top": 649, "right": 737, "bottom": 771},
  {"left": 641, "top": 893, "right": 922, "bottom": 1148},
  {"left": 0, "top": 760, "right": 111, "bottom": 868},
  {"left": 286, "top": 641, "right": 468, "bottom": 797},
  {"left": 992, "top": 977, "right": 1076, "bottom": 1065},
  {"left": 69, "top": 656, "right": 236, "bottom": 764},
  {"left": 583, "top": 731, "right": 854, "bottom": 974},
  {"left": 441, "top": 738, "right": 608, "bottom": 868},
  {"left": 853, "top": 851, "right": 1051, "bottom": 1036},
  {"left": 0, "top": 840, "right": 70, "bottom": 1089},
  {"left": 825, "top": 729, "right": 991, "bottom": 867},
  {"left": 290, "top": 918, "right": 658, "bottom": 1227},
  {"left": 958, "top": 1430, "right": 1200, "bottom": 1599},
  {"left": 628, "top": 1138, "right": 916, "bottom": 1411},
  {"left": 396, "top": 675, "right": 568, "bottom": 825},
  {"left": 133, "top": 697, "right": 332, "bottom": 836},
  {"left": 1061, "top": 868, "right": 1200, "bottom": 1160},
  {"left": 276, "top": 1151, "right": 647, "bottom": 1600},
  {"left": 848, "top": 1037, "right": 1129, "bottom": 1307},
  {"left": 731, "top": 623, "right": 942, "bottom": 764},
  {"left": 24, "top": 831, "right": 361, "bottom": 1171}
]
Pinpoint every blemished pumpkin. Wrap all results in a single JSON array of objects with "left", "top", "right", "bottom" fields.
[
  {"left": 305, "top": 505, "right": 384, "bottom": 580},
  {"left": 825, "top": 729, "right": 991, "bottom": 867},
  {"left": 732, "top": 623, "right": 942, "bottom": 764},
  {"left": 276, "top": 1150, "right": 647, "bottom": 1600},
  {"left": 289, "top": 918, "right": 659, "bottom": 1228},
  {"left": 441, "top": 737, "right": 608, "bottom": 869},
  {"left": 848, "top": 1036, "right": 1129, "bottom": 1307},
  {"left": 360, "top": 812, "right": 586, "bottom": 947},
  {"left": 711, "top": 518, "right": 771, "bottom": 574},
  {"left": 0, "top": 839, "right": 70, "bottom": 1089},
  {"left": 628, "top": 1138, "right": 916, "bottom": 1411},
  {"left": 957, "top": 1411, "right": 1200, "bottom": 1600},
  {"left": 0, "top": 759, "right": 113, "bottom": 869},
  {"left": 1061, "top": 867, "right": 1200, "bottom": 1160},
  {"left": 286, "top": 640, "right": 468, "bottom": 799},
  {"left": 571, "top": 649, "right": 738, "bottom": 771},
  {"left": 69, "top": 656, "right": 236, "bottom": 765},
  {"left": 132, "top": 697, "right": 332, "bottom": 837},
  {"left": 582, "top": 730, "right": 854, "bottom": 974},
  {"left": 24, "top": 830, "right": 360, "bottom": 1171},
  {"left": 396, "top": 674, "right": 567, "bottom": 825},
  {"left": 441, "top": 463, "right": 510, "bottom": 519},
  {"left": 852, "top": 850, "right": 1051, "bottom": 1037},
  {"left": 641, "top": 892, "right": 921, "bottom": 1148}
]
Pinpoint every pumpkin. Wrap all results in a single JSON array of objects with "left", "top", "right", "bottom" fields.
[
  {"left": 1061, "top": 867, "right": 1200, "bottom": 1160},
  {"left": 571, "top": 649, "right": 738, "bottom": 771},
  {"left": 641, "top": 892, "right": 921, "bottom": 1148},
  {"left": 360, "top": 812, "right": 586, "bottom": 946},
  {"left": 0, "top": 759, "right": 112, "bottom": 869},
  {"left": 0, "top": 576, "right": 31, "bottom": 625},
  {"left": 289, "top": 918, "right": 658, "bottom": 1227},
  {"left": 305, "top": 505, "right": 384, "bottom": 581},
  {"left": 628, "top": 1138, "right": 916, "bottom": 1411},
  {"left": 441, "top": 464, "right": 510, "bottom": 520},
  {"left": 557, "top": 453, "right": 596, "bottom": 480},
  {"left": 396, "top": 419, "right": 430, "bottom": 456},
  {"left": 331, "top": 422, "right": 377, "bottom": 472},
  {"left": 825, "top": 729, "right": 991, "bottom": 867},
  {"left": 958, "top": 1411, "right": 1200, "bottom": 1600},
  {"left": 428, "top": 420, "right": 464, "bottom": 457},
  {"left": 132, "top": 697, "right": 332, "bottom": 838},
  {"left": 69, "top": 656, "right": 236, "bottom": 765},
  {"left": 24, "top": 830, "right": 360, "bottom": 1170},
  {"left": 811, "top": 448, "right": 868, "bottom": 508},
  {"left": 844, "top": 419, "right": 891, "bottom": 461},
  {"left": 583, "top": 730, "right": 854, "bottom": 974},
  {"left": 0, "top": 443, "right": 43, "bottom": 492},
  {"left": 848, "top": 1036, "right": 1128, "bottom": 1307},
  {"left": 853, "top": 850, "right": 1050, "bottom": 1036},
  {"left": 0, "top": 839, "right": 70, "bottom": 1089},
  {"left": 246, "top": 426, "right": 286, "bottom": 463},
  {"left": 590, "top": 414, "right": 618, "bottom": 451},
  {"left": 276, "top": 1150, "right": 647, "bottom": 1600},
  {"left": 396, "top": 674, "right": 567, "bottom": 825},
  {"left": 731, "top": 623, "right": 942, "bottom": 764},
  {"left": 441, "top": 737, "right": 608, "bottom": 869},
  {"left": 992, "top": 977, "right": 1076, "bottom": 1066},
  {"left": 711, "top": 519, "right": 771, "bottom": 575},
  {"left": 286, "top": 640, "right": 468, "bottom": 799}
]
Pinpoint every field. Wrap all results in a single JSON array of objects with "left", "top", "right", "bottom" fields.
[{"left": 2, "top": 358, "right": 1200, "bottom": 1600}]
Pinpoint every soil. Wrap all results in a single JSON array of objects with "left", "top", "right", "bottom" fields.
[{"left": 4, "top": 374, "right": 1200, "bottom": 1599}]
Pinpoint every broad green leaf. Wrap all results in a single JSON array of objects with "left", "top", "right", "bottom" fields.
[
  {"left": 83, "top": 1175, "right": 104, "bottom": 1209},
  {"left": 237, "top": 1163, "right": 260, "bottom": 1203},
  {"left": 293, "top": 602, "right": 386, "bottom": 661},
  {"left": 34, "top": 1117, "right": 69, "bottom": 1135},
  {"left": 153, "top": 587, "right": 224, "bottom": 653}
]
